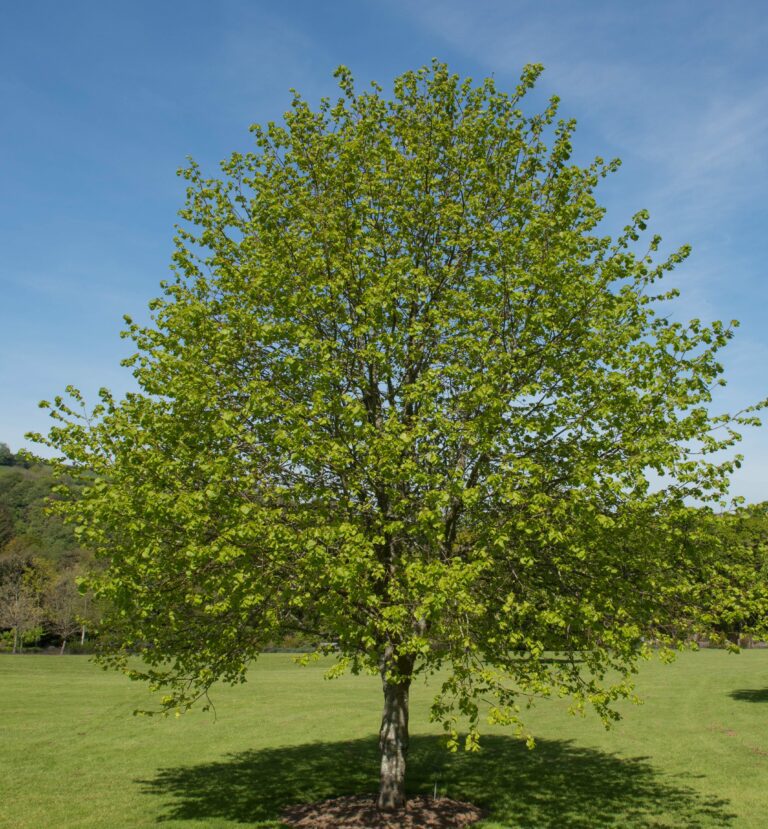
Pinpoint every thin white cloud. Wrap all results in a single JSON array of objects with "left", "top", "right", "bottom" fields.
[
  {"left": 394, "top": 0, "right": 768, "bottom": 500},
  {"left": 396, "top": 0, "right": 768, "bottom": 231}
]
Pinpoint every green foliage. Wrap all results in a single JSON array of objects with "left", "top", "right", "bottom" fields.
[
  {"left": 33, "top": 63, "right": 764, "bottom": 743},
  {"left": 0, "top": 503, "right": 13, "bottom": 548},
  {"left": 0, "top": 442, "right": 13, "bottom": 466},
  {"left": 0, "top": 461, "right": 97, "bottom": 649},
  {"left": 20, "top": 624, "right": 44, "bottom": 647},
  {"left": 696, "top": 503, "right": 768, "bottom": 642},
  {"left": 0, "top": 463, "right": 86, "bottom": 565}
]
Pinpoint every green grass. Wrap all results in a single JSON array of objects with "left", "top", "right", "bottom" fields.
[{"left": 2, "top": 651, "right": 768, "bottom": 828}]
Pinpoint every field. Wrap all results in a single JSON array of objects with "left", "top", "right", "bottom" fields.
[{"left": 1, "top": 651, "right": 768, "bottom": 828}]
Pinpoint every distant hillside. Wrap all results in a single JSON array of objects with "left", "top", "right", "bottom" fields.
[
  {"left": 0, "top": 442, "right": 98, "bottom": 652},
  {"left": 0, "top": 443, "right": 89, "bottom": 568}
]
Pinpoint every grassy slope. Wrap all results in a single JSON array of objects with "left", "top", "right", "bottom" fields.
[{"left": 1, "top": 651, "right": 767, "bottom": 828}]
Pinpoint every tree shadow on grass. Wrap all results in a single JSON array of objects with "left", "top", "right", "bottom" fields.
[
  {"left": 139, "top": 734, "right": 735, "bottom": 828},
  {"left": 729, "top": 688, "right": 768, "bottom": 703}
]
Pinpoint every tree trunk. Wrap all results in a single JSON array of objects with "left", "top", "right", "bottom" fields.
[
  {"left": 80, "top": 624, "right": 86, "bottom": 645},
  {"left": 377, "top": 652, "right": 413, "bottom": 811},
  {"left": 60, "top": 638, "right": 67, "bottom": 655},
  {"left": 12, "top": 626, "right": 18, "bottom": 654}
]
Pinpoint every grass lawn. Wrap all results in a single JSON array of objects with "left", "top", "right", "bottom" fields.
[{"left": 1, "top": 650, "right": 767, "bottom": 828}]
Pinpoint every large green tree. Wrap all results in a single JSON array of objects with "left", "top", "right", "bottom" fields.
[{"left": 35, "top": 63, "right": 763, "bottom": 810}]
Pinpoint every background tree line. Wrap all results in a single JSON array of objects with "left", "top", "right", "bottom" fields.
[{"left": 0, "top": 442, "right": 102, "bottom": 653}]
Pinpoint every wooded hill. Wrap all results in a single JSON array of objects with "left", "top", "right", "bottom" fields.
[{"left": 0, "top": 442, "right": 99, "bottom": 652}]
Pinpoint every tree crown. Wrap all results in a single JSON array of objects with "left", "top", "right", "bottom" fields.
[{"left": 33, "top": 62, "right": 764, "bottom": 743}]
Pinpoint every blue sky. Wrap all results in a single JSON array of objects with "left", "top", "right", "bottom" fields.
[{"left": 2, "top": 1, "right": 766, "bottom": 500}]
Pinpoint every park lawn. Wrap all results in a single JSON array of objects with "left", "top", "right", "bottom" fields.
[{"left": 1, "top": 651, "right": 767, "bottom": 828}]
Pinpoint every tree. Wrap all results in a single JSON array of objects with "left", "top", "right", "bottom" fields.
[
  {"left": 0, "top": 443, "right": 14, "bottom": 466},
  {"left": 34, "top": 63, "right": 763, "bottom": 811},
  {"left": 45, "top": 570, "right": 86, "bottom": 654},
  {"left": 0, "top": 558, "right": 45, "bottom": 653},
  {"left": 0, "top": 582, "right": 43, "bottom": 652}
]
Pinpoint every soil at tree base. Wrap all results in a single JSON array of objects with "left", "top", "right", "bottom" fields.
[{"left": 281, "top": 794, "right": 484, "bottom": 828}]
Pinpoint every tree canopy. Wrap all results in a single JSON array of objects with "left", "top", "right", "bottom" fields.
[{"left": 34, "top": 62, "right": 764, "bottom": 809}]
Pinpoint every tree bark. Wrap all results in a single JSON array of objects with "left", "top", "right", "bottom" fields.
[
  {"left": 12, "top": 626, "right": 18, "bottom": 654},
  {"left": 60, "top": 638, "right": 67, "bottom": 655},
  {"left": 377, "top": 651, "right": 413, "bottom": 811}
]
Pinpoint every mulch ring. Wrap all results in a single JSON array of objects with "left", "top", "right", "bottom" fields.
[{"left": 281, "top": 794, "right": 485, "bottom": 828}]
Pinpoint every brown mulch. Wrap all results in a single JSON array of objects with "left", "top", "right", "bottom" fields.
[{"left": 281, "top": 795, "right": 484, "bottom": 828}]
